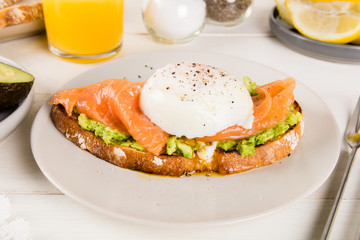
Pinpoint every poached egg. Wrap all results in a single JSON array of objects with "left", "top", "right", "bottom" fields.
[{"left": 140, "top": 62, "right": 254, "bottom": 139}]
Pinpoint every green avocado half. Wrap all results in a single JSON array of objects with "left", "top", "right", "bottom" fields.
[{"left": 0, "top": 62, "right": 34, "bottom": 111}]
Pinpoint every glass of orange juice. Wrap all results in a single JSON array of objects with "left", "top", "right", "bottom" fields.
[{"left": 42, "top": 0, "right": 124, "bottom": 63}]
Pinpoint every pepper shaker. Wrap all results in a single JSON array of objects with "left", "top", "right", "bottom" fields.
[
  {"left": 205, "top": 0, "right": 253, "bottom": 27},
  {"left": 142, "top": 0, "right": 206, "bottom": 44}
]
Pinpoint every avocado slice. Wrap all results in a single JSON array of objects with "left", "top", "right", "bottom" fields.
[{"left": 0, "top": 62, "right": 34, "bottom": 111}]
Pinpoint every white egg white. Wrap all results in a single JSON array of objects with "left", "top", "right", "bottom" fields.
[{"left": 140, "top": 62, "right": 254, "bottom": 139}]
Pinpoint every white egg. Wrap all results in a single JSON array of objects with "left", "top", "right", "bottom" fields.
[{"left": 140, "top": 62, "right": 254, "bottom": 139}]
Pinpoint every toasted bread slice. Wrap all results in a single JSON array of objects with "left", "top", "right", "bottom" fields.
[
  {"left": 0, "top": 0, "right": 43, "bottom": 28},
  {"left": 50, "top": 103, "right": 304, "bottom": 176}
]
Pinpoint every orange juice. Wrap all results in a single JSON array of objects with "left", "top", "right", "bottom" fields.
[{"left": 43, "top": 0, "right": 124, "bottom": 61}]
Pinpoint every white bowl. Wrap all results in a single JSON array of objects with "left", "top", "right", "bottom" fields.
[{"left": 0, "top": 56, "right": 34, "bottom": 142}]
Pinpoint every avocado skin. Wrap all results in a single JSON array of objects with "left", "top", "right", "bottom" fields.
[
  {"left": 0, "top": 82, "right": 33, "bottom": 110},
  {"left": 0, "top": 62, "right": 34, "bottom": 111}
]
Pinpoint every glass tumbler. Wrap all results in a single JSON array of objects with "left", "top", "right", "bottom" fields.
[{"left": 43, "top": 0, "right": 124, "bottom": 63}]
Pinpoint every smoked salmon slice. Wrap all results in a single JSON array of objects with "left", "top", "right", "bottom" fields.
[
  {"left": 49, "top": 79, "right": 169, "bottom": 155},
  {"left": 49, "top": 77, "right": 296, "bottom": 154},
  {"left": 76, "top": 79, "right": 128, "bottom": 133},
  {"left": 49, "top": 87, "right": 86, "bottom": 117},
  {"left": 197, "top": 78, "right": 296, "bottom": 142},
  {"left": 252, "top": 85, "right": 272, "bottom": 121},
  {"left": 110, "top": 82, "right": 169, "bottom": 155}
]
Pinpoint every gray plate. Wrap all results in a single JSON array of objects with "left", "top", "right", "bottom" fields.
[{"left": 269, "top": 7, "right": 360, "bottom": 64}]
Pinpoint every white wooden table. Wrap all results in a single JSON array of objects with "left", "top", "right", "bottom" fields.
[{"left": 1, "top": 0, "right": 360, "bottom": 239}]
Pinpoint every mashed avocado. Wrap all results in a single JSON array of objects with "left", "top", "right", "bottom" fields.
[
  {"left": 243, "top": 76, "right": 258, "bottom": 96},
  {"left": 167, "top": 136, "right": 202, "bottom": 159},
  {"left": 120, "top": 140, "right": 146, "bottom": 151},
  {"left": 217, "top": 140, "right": 237, "bottom": 151},
  {"left": 78, "top": 114, "right": 145, "bottom": 151}
]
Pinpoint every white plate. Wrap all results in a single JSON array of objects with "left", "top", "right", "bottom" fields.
[
  {"left": 0, "top": 56, "right": 33, "bottom": 142},
  {"left": 31, "top": 52, "right": 341, "bottom": 225}
]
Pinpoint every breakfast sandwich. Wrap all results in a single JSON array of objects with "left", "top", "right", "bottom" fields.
[{"left": 49, "top": 62, "right": 304, "bottom": 176}]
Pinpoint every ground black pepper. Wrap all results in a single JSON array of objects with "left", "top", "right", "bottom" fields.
[{"left": 205, "top": 0, "right": 252, "bottom": 24}]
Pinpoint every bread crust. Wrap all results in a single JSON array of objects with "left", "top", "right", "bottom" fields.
[
  {"left": 0, "top": 0, "right": 22, "bottom": 10},
  {"left": 0, "top": 0, "right": 43, "bottom": 28},
  {"left": 50, "top": 104, "right": 304, "bottom": 176}
]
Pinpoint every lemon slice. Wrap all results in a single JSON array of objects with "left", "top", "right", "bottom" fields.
[
  {"left": 309, "top": 0, "right": 354, "bottom": 12},
  {"left": 351, "top": 2, "right": 360, "bottom": 44},
  {"left": 275, "top": 0, "right": 293, "bottom": 26},
  {"left": 286, "top": 0, "right": 360, "bottom": 44},
  {"left": 353, "top": 38, "right": 360, "bottom": 44}
]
